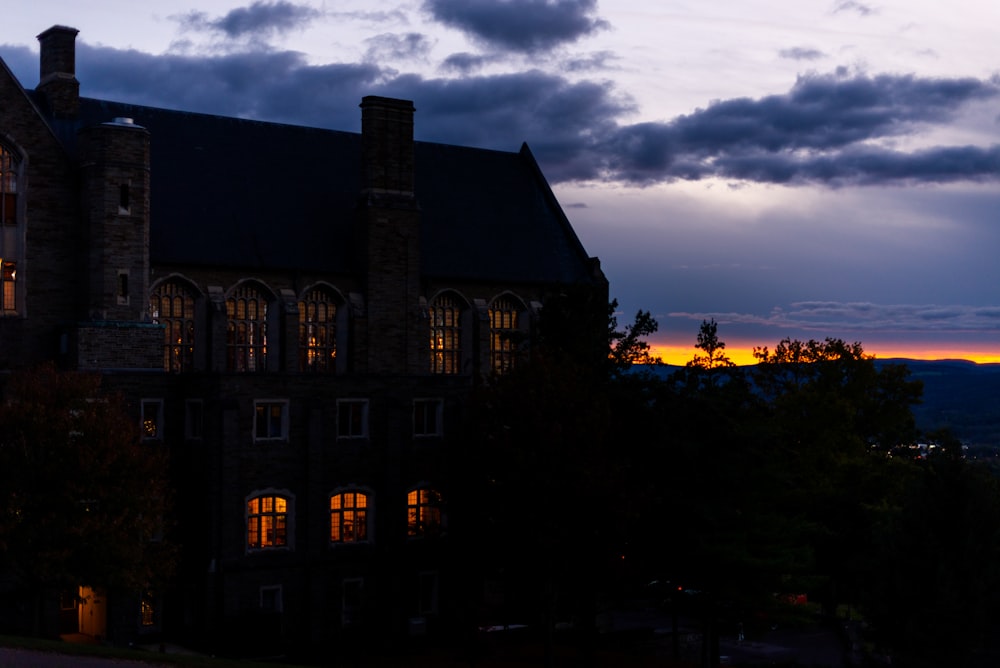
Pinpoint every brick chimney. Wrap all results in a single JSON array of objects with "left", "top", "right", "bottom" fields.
[
  {"left": 360, "top": 96, "right": 415, "bottom": 198},
  {"left": 37, "top": 25, "right": 80, "bottom": 118},
  {"left": 354, "top": 96, "right": 422, "bottom": 374}
]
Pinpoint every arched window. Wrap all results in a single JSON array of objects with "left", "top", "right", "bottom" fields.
[
  {"left": 227, "top": 284, "right": 268, "bottom": 372},
  {"left": 489, "top": 296, "right": 522, "bottom": 375},
  {"left": 407, "top": 488, "right": 442, "bottom": 537},
  {"left": 429, "top": 294, "right": 462, "bottom": 374},
  {"left": 298, "top": 287, "right": 337, "bottom": 373},
  {"left": 150, "top": 280, "right": 196, "bottom": 372},
  {"left": 247, "top": 493, "right": 289, "bottom": 549},
  {"left": 330, "top": 490, "right": 370, "bottom": 543},
  {"left": 0, "top": 144, "right": 21, "bottom": 313}
]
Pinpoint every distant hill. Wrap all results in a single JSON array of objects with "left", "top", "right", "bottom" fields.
[
  {"left": 878, "top": 359, "right": 1000, "bottom": 447},
  {"left": 639, "top": 359, "right": 1000, "bottom": 447}
]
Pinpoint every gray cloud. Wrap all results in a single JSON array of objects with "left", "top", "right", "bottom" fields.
[
  {"left": 833, "top": 1, "right": 877, "bottom": 17},
  {"left": 364, "top": 33, "right": 434, "bottom": 62},
  {"left": 779, "top": 47, "right": 826, "bottom": 61},
  {"left": 176, "top": 1, "right": 321, "bottom": 40},
  {"left": 670, "top": 302, "right": 1000, "bottom": 334},
  {"left": 423, "top": 0, "right": 609, "bottom": 53},
  {"left": 440, "top": 52, "right": 491, "bottom": 73},
  {"left": 10, "top": 36, "right": 999, "bottom": 189},
  {"left": 595, "top": 72, "right": 1000, "bottom": 185}
]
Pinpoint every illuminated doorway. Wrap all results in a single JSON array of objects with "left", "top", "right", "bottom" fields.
[{"left": 77, "top": 586, "right": 107, "bottom": 641}]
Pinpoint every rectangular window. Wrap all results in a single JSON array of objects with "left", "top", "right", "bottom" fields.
[
  {"left": 418, "top": 571, "right": 439, "bottom": 615},
  {"left": 342, "top": 578, "right": 364, "bottom": 627},
  {"left": 185, "top": 400, "right": 204, "bottom": 440},
  {"left": 141, "top": 399, "right": 163, "bottom": 441},
  {"left": 260, "top": 585, "right": 283, "bottom": 613},
  {"left": 254, "top": 400, "right": 289, "bottom": 441},
  {"left": 337, "top": 399, "right": 369, "bottom": 439},
  {"left": 413, "top": 398, "right": 443, "bottom": 437}
]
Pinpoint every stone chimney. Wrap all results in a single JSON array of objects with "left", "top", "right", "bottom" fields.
[
  {"left": 360, "top": 96, "right": 415, "bottom": 198},
  {"left": 37, "top": 25, "right": 80, "bottom": 118}
]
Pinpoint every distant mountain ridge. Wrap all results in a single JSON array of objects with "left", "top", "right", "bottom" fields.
[{"left": 641, "top": 359, "right": 1000, "bottom": 447}]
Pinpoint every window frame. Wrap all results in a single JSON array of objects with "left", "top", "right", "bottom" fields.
[
  {"left": 246, "top": 492, "right": 292, "bottom": 551},
  {"left": 412, "top": 398, "right": 443, "bottom": 438},
  {"left": 259, "top": 585, "right": 283, "bottom": 613},
  {"left": 488, "top": 295, "right": 523, "bottom": 375},
  {"left": 0, "top": 142, "right": 23, "bottom": 315},
  {"left": 329, "top": 489, "right": 372, "bottom": 544},
  {"left": 140, "top": 399, "right": 164, "bottom": 442},
  {"left": 406, "top": 487, "right": 443, "bottom": 538},
  {"left": 337, "top": 399, "right": 369, "bottom": 440},
  {"left": 429, "top": 293, "right": 464, "bottom": 375},
  {"left": 150, "top": 279, "right": 197, "bottom": 373},
  {"left": 253, "top": 399, "right": 289, "bottom": 442},
  {"left": 298, "top": 286, "right": 339, "bottom": 373},
  {"left": 226, "top": 283, "right": 270, "bottom": 373},
  {"left": 184, "top": 399, "right": 204, "bottom": 440}
]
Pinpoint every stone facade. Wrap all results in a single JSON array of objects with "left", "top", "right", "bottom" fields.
[{"left": 0, "top": 25, "right": 607, "bottom": 658}]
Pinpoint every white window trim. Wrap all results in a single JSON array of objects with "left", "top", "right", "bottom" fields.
[
  {"left": 253, "top": 399, "right": 289, "bottom": 442},
  {"left": 336, "top": 398, "right": 369, "bottom": 440},
  {"left": 412, "top": 398, "right": 444, "bottom": 438},
  {"left": 259, "top": 585, "right": 283, "bottom": 613}
]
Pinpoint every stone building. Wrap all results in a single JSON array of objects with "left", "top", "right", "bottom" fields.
[{"left": 0, "top": 25, "right": 607, "bottom": 655}]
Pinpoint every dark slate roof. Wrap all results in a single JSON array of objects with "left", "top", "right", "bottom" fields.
[{"left": 38, "top": 95, "right": 600, "bottom": 286}]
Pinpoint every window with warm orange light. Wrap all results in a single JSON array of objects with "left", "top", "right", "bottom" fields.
[
  {"left": 150, "top": 280, "right": 196, "bottom": 372},
  {"left": 247, "top": 494, "right": 289, "bottom": 549},
  {"left": 298, "top": 287, "right": 337, "bottom": 373},
  {"left": 0, "top": 144, "right": 21, "bottom": 314},
  {"left": 489, "top": 296, "right": 521, "bottom": 374},
  {"left": 227, "top": 284, "right": 269, "bottom": 372},
  {"left": 407, "top": 488, "right": 442, "bottom": 537},
  {"left": 430, "top": 294, "right": 462, "bottom": 374},
  {"left": 140, "top": 399, "right": 163, "bottom": 441},
  {"left": 330, "top": 491, "right": 370, "bottom": 543}
]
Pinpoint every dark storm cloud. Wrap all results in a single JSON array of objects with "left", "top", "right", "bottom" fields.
[
  {"left": 73, "top": 43, "right": 382, "bottom": 130},
  {"left": 423, "top": 0, "right": 609, "bottom": 53},
  {"left": 13, "top": 35, "right": 997, "bottom": 189},
  {"left": 596, "top": 72, "right": 1000, "bottom": 185},
  {"left": 670, "top": 302, "right": 1000, "bottom": 334},
  {"left": 177, "top": 1, "right": 321, "bottom": 39},
  {"left": 440, "top": 52, "right": 491, "bottom": 73}
]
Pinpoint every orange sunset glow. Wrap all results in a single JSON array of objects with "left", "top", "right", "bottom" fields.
[{"left": 651, "top": 342, "right": 1000, "bottom": 367}]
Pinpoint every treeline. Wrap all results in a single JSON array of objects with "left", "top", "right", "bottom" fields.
[{"left": 454, "top": 304, "right": 1000, "bottom": 668}]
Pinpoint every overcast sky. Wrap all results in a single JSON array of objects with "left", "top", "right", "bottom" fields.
[{"left": 3, "top": 1, "right": 999, "bottom": 363}]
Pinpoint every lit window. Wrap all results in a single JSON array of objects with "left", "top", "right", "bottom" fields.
[
  {"left": 413, "top": 399, "right": 443, "bottom": 437},
  {"left": 140, "top": 399, "right": 163, "bottom": 441},
  {"left": 429, "top": 294, "right": 462, "bottom": 374},
  {"left": 254, "top": 400, "right": 288, "bottom": 442},
  {"left": 0, "top": 259, "right": 16, "bottom": 312},
  {"left": 247, "top": 494, "right": 289, "bottom": 549},
  {"left": 489, "top": 296, "right": 522, "bottom": 374},
  {"left": 330, "top": 491, "right": 370, "bottom": 543},
  {"left": 140, "top": 592, "right": 155, "bottom": 626},
  {"left": 298, "top": 287, "right": 337, "bottom": 373},
  {"left": 150, "top": 280, "right": 195, "bottom": 372},
  {"left": 0, "top": 144, "right": 21, "bottom": 315},
  {"left": 227, "top": 284, "right": 269, "bottom": 372},
  {"left": 337, "top": 399, "right": 368, "bottom": 439},
  {"left": 407, "top": 488, "right": 442, "bottom": 537}
]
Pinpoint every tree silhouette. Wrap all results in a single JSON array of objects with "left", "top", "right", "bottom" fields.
[{"left": 0, "top": 364, "right": 175, "bottom": 636}]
